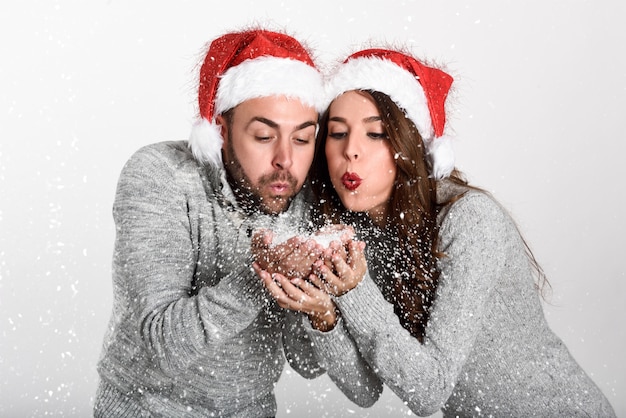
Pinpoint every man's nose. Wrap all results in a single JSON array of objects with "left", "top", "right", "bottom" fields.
[{"left": 273, "top": 140, "right": 293, "bottom": 170}]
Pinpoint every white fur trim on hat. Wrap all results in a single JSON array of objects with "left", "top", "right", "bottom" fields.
[
  {"left": 326, "top": 56, "right": 435, "bottom": 140},
  {"left": 189, "top": 118, "right": 223, "bottom": 166},
  {"left": 426, "top": 135, "right": 455, "bottom": 180},
  {"left": 216, "top": 56, "right": 326, "bottom": 115}
]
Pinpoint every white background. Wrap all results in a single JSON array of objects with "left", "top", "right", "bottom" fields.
[{"left": 1, "top": 1, "right": 624, "bottom": 416}]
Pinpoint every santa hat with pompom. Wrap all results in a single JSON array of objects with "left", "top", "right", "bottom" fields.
[
  {"left": 189, "top": 29, "right": 326, "bottom": 166},
  {"left": 326, "top": 49, "right": 455, "bottom": 179}
]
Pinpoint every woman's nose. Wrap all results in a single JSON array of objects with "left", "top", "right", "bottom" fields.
[{"left": 344, "top": 137, "right": 360, "bottom": 161}]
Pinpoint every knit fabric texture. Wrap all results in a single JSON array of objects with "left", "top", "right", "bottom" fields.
[
  {"left": 94, "top": 141, "right": 324, "bottom": 417},
  {"left": 308, "top": 180, "right": 616, "bottom": 417}
]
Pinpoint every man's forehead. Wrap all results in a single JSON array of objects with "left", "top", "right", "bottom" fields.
[
  {"left": 230, "top": 97, "right": 317, "bottom": 128},
  {"left": 235, "top": 95, "right": 317, "bottom": 113}
]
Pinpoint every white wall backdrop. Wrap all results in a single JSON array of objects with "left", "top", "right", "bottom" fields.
[{"left": 1, "top": 1, "right": 624, "bottom": 416}]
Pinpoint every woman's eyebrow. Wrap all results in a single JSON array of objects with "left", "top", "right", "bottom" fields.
[
  {"left": 328, "top": 116, "right": 381, "bottom": 123},
  {"left": 363, "top": 116, "right": 382, "bottom": 123}
]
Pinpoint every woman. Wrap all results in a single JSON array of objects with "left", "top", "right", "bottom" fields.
[{"left": 256, "top": 48, "right": 616, "bottom": 416}]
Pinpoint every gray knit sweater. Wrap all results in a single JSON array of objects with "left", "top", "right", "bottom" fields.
[
  {"left": 95, "top": 141, "right": 329, "bottom": 417},
  {"left": 308, "top": 181, "right": 615, "bottom": 417}
]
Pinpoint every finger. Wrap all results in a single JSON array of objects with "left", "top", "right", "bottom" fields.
[
  {"left": 331, "top": 252, "right": 352, "bottom": 279},
  {"left": 322, "top": 247, "right": 336, "bottom": 267},
  {"left": 291, "top": 278, "right": 335, "bottom": 315},
  {"left": 263, "top": 273, "right": 314, "bottom": 311},
  {"left": 292, "top": 277, "right": 325, "bottom": 298},
  {"left": 347, "top": 240, "right": 364, "bottom": 266},
  {"left": 273, "top": 273, "right": 309, "bottom": 303},
  {"left": 347, "top": 240, "right": 367, "bottom": 274},
  {"left": 327, "top": 240, "right": 341, "bottom": 252},
  {"left": 314, "top": 262, "right": 342, "bottom": 290},
  {"left": 326, "top": 240, "right": 348, "bottom": 263},
  {"left": 276, "top": 279, "right": 333, "bottom": 314},
  {"left": 255, "top": 263, "right": 287, "bottom": 293},
  {"left": 259, "top": 271, "right": 291, "bottom": 304},
  {"left": 304, "top": 239, "right": 324, "bottom": 256},
  {"left": 253, "top": 263, "right": 271, "bottom": 284},
  {"left": 298, "top": 241, "right": 324, "bottom": 268},
  {"left": 306, "top": 273, "right": 326, "bottom": 291}
]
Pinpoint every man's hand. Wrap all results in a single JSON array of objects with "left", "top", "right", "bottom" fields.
[
  {"left": 253, "top": 263, "right": 338, "bottom": 332},
  {"left": 251, "top": 229, "right": 323, "bottom": 280}
]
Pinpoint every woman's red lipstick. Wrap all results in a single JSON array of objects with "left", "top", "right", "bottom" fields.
[{"left": 341, "top": 172, "right": 362, "bottom": 191}]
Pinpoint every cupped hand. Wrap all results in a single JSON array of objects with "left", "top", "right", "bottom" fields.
[
  {"left": 251, "top": 229, "right": 324, "bottom": 280},
  {"left": 253, "top": 263, "right": 338, "bottom": 332},
  {"left": 314, "top": 239, "right": 367, "bottom": 297}
]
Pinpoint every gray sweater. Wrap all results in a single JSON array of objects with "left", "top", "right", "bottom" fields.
[
  {"left": 95, "top": 141, "right": 327, "bottom": 417},
  {"left": 308, "top": 181, "right": 615, "bottom": 417}
]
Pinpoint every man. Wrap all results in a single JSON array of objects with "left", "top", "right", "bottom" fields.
[{"left": 94, "top": 29, "right": 329, "bottom": 417}]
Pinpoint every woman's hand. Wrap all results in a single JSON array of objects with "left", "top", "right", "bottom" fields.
[
  {"left": 253, "top": 263, "right": 339, "bottom": 332},
  {"left": 313, "top": 239, "right": 367, "bottom": 297},
  {"left": 251, "top": 229, "right": 323, "bottom": 280}
]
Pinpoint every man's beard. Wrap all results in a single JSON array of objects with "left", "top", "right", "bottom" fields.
[{"left": 223, "top": 140, "right": 299, "bottom": 215}]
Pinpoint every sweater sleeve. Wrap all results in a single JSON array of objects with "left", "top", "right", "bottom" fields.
[
  {"left": 303, "top": 312, "right": 383, "bottom": 407},
  {"left": 334, "top": 193, "right": 510, "bottom": 415},
  {"left": 112, "top": 146, "right": 266, "bottom": 376},
  {"left": 280, "top": 311, "right": 325, "bottom": 379}
]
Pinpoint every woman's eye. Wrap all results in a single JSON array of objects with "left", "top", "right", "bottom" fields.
[
  {"left": 368, "top": 132, "right": 387, "bottom": 140},
  {"left": 328, "top": 132, "right": 347, "bottom": 139}
]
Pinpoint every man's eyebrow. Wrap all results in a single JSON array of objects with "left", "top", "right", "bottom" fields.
[
  {"left": 249, "top": 117, "right": 278, "bottom": 129},
  {"left": 295, "top": 120, "right": 317, "bottom": 131},
  {"left": 248, "top": 117, "right": 317, "bottom": 131}
]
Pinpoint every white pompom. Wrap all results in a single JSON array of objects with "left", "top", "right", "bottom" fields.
[
  {"left": 188, "top": 118, "right": 224, "bottom": 167},
  {"left": 427, "top": 135, "right": 455, "bottom": 180}
]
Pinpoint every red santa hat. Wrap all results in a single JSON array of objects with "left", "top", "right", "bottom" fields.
[
  {"left": 189, "top": 29, "right": 325, "bottom": 166},
  {"left": 326, "top": 48, "right": 455, "bottom": 179}
]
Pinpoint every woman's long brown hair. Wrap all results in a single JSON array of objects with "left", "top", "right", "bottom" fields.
[
  {"left": 311, "top": 90, "right": 548, "bottom": 343},
  {"left": 311, "top": 90, "right": 450, "bottom": 342}
]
